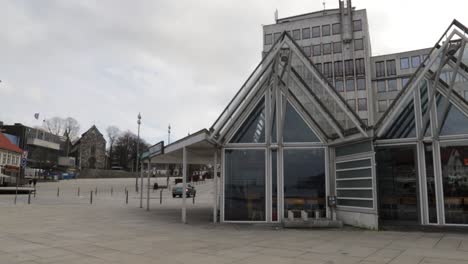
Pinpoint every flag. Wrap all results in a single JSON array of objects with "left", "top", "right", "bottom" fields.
[{"left": 34, "top": 113, "right": 39, "bottom": 120}]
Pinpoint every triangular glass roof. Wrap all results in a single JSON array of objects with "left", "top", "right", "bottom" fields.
[
  {"left": 283, "top": 101, "right": 320, "bottom": 142},
  {"left": 211, "top": 32, "right": 367, "bottom": 144},
  {"left": 229, "top": 97, "right": 265, "bottom": 143},
  {"left": 376, "top": 20, "right": 468, "bottom": 139}
]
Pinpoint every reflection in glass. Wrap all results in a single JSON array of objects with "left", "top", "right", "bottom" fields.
[
  {"left": 441, "top": 145, "right": 468, "bottom": 224},
  {"left": 436, "top": 93, "right": 468, "bottom": 136},
  {"left": 230, "top": 98, "right": 265, "bottom": 143},
  {"left": 272, "top": 150, "right": 278, "bottom": 221},
  {"left": 424, "top": 143, "right": 437, "bottom": 223},
  {"left": 283, "top": 149, "right": 325, "bottom": 218},
  {"left": 376, "top": 147, "right": 419, "bottom": 224},
  {"left": 224, "top": 149, "right": 265, "bottom": 221},
  {"left": 283, "top": 102, "right": 320, "bottom": 143},
  {"left": 382, "top": 93, "right": 416, "bottom": 139}
]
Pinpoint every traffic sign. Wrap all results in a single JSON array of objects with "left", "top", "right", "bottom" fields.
[{"left": 21, "top": 158, "right": 27, "bottom": 168}]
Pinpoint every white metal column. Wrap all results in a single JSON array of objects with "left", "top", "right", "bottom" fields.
[
  {"left": 213, "top": 150, "right": 218, "bottom": 223},
  {"left": 140, "top": 161, "right": 143, "bottom": 208},
  {"left": 146, "top": 160, "right": 150, "bottom": 211},
  {"left": 182, "top": 147, "right": 187, "bottom": 224}
]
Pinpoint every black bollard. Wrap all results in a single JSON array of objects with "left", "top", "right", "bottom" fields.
[
  {"left": 90, "top": 190, "right": 93, "bottom": 204},
  {"left": 57, "top": 187, "right": 60, "bottom": 197},
  {"left": 95, "top": 187, "right": 97, "bottom": 196},
  {"left": 34, "top": 188, "right": 36, "bottom": 198},
  {"left": 125, "top": 190, "right": 129, "bottom": 204},
  {"left": 111, "top": 187, "right": 113, "bottom": 196},
  {"left": 160, "top": 189, "right": 163, "bottom": 204},
  {"left": 78, "top": 187, "right": 80, "bottom": 197},
  {"left": 28, "top": 191, "right": 31, "bottom": 204},
  {"left": 193, "top": 193, "right": 195, "bottom": 204}
]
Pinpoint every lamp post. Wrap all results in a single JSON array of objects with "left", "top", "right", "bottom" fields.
[{"left": 135, "top": 113, "right": 141, "bottom": 193}]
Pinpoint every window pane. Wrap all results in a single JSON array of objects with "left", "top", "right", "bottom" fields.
[
  {"left": 346, "top": 79, "right": 355, "bottom": 92},
  {"left": 333, "top": 42, "right": 342, "bottom": 53},
  {"left": 332, "top": 23, "right": 341, "bottom": 35},
  {"left": 315, "top": 63, "right": 322, "bottom": 73},
  {"left": 230, "top": 98, "right": 265, "bottom": 143},
  {"left": 272, "top": 150, "right": 278, "bottom": 221},
  {"left": 345, "top": 60, "right": 354, "bottom": 76},
  {"left": 274, "top": 32, "right": 281, "bottom": 42},
  {"left": 401, "top": 77, "right": 409, "bottom": 88},
  {"left": 400, "top": 57, "right": 409, "bottom": 69},
  {"left": 376, "top": 61, "right": 385, "bottom": 77},
  {"left": 337, "top": 179, "right": 372, "bottom": 188},
  {"left": 322, "top": 25, "right": 331, "bottom": 36},
  {"left": 337, "top": 168, "right": 372, "bottom": 179},
  {"left": 378, "top": 100, "right": 387, "bottom": 112},
  {"left": 337, "top": 199, "right": 372, "bottom": 208},
  {"left": 347, "top": 99, "right": 356, "bottom": 110},
  {"left": 337, "top": 190, "right": 373, "bottom": 198},
  {"left": 312, "top": 26, "right": 320, "bottom": 38},
  {"left": 354, "top": 38, "right": 364, "bottom": 51},
  {"left": 411, "top": 56, "right": 421, "bottom": 68},
  {"left": 386, "top": 60, "right": 396, "bottom": 76},
  {"left": 334, "top": 61, "right": 343, "bottom": 77},
  {"left": 323, "top": 62, "right": 332, "bottom": 78},
  {"left": 323, "top": 43, "right": 331, "bottom": 55},
  {"left": 284, "top": 149, "right": 326, "bottom": 218},
  {"left": 357, "top": 78, "right": 366, "bottom": 90},
  {"left": 312, "top": 45, "right": 321, "bottom": 56},
  {"left": 387, "top": 79, "right": 397, "bottom": 91},
  {"left": 437, "top": 97, "right": 468, "bottom": 136},
  {"left": 355, "top": 58, "right": 365, "bottom": 75},
  {"left": 335, "top": 80, "right": 344, "bottom": 92},
  {"left": 441, "top": 145, "right": 468, "bottom": 224},
  {"left": 424, "top": 143, "right": 437, "bottom": 223},
  {"left": 336, "top": 159, "right": 372, "bottom": 170},
  {"left": 358, "top": 98, "right": 367, "bottom": 111},
  {"left": 292, "top": 29, "right": 301, "bottom": 40},
  {"left": 224, "top": 149, "right": 265, "bottom": 221},
  {"left": 302, "top": 27, "right": 310, "bottom": 39},
  {"left": 283, "top": 102, "right": 320, "bottom": 142},
  {"left": 264, "top": 34, "right": 272, "bottom": 45},
  {"left": 353, "top": 20, "right": 362, "bottom": 31},
  {"left": 377, "top": 80, "right": 386, "bottom": 92},
  {"left": 303, "top": 46, "right": 311, "bottom": 57}
]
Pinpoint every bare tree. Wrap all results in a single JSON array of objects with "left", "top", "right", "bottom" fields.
[
  {"left": 63, "top": 117, "right": 80, "bottom": 141},
  {"left": 106, "top": 126, "right": 120, "bottom": 168},
  {"left": 44, "top": 117, "right": 65, "bottom": 136}
]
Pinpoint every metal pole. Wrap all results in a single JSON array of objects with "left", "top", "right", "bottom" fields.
[
  {"left": 160, "top": 189, "right": 163, "bottom": 204},
  {"left": 14, "top": 167, "right": 19, "bottom": 204},
  {"left": 213, "top": 150, "right": 218, "bottom": 223},
  {"left": 95, "top": 187, "right": 97, "bottom": 196},
  {"left": 125, "top": 190, "right": 128, "bottom": 204},
  {"left": 78, "top": 187, "right": 80, "bottom": 197},
  {"left": 57, "top": 187, "right": 60, "bottom": 197},
  {"left": 28, "top": 190, "right": 31, "bottom": 204},
  {"left": 146, "top": 160, "right": 150, "bottom": 211},
  {"left": 182, "top": 147, "right": 187, "bottom": 223},
  {"left": 111, "top": 186, "right": 113, "bottom": 196},
  {"left": 140, "top": 161, "right": 143, "bottom": 208},
  {"left": 136, "top": 113, "right": 141, "bottom": 193},
  {"left": 90, "top": 190, "right": 93, "bottom": 204}
]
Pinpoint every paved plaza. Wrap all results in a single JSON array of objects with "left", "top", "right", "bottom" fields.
[{"left": 1, "top": 179, "right": 468, "bottom": 264}]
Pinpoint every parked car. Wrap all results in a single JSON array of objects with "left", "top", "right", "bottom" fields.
[{"left": 172, "top": 183, "right": 196, "bottom": 198}]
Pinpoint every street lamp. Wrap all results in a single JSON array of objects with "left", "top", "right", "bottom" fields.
[{"left": 136, "top": 113, "right": 141, "bottom": 193}]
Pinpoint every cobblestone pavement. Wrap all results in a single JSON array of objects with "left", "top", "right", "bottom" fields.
[{"left": 2, "top": 179, "right": 468, "bottom": 264}]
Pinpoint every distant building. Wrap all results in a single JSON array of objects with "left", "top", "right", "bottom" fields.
[
  {"left": 71, "top": 126, "right": 106, "bottom": 169},
  {"left": 0, "top": 132, "right": 23, "bottom": 186}
]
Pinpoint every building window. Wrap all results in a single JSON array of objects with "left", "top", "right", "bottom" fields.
[
  {"left": 357, "top": 78, "right": 366, "bottom": 90},
  {"left": 377, "top": 80, "right": 386, "bottom": 92},
  {"left": 422, "top": 54, "right": 429, "bottom": 62},
  {"left": 323, "top": 43, "right": 332, "bottom": 55},
  {"left": 335, "top": 80, "right": 344, "bottom": 92},
  {"left": 315, "top": 63, "right": 322, "bottom": 73},
  {"left": 355, "top": 58, "right": 365, "bottom": 75},
  {"left": 401, "top": 77, "right": 410, "bottom": 88},
  {"left": 302, "top": 27, "right": 311, "bottom": 39},
  {"left": 264, "top": 34, "right": 272, "bottom": 45},
  {"left": 333, "top": 42, "right": 342, "bottom": 53},
  {"left": 322, "top": 25, "right": 331, "bottom": 36},
  {"left": 353, "top": 20, "right": 362, "bottom": 31},
  {"left": 354, "top": 38, "right": 364, "bottom": 51},
  {"left": 312, "top": 26, "right": 320, "bottom": 38},
  {"left": 411, "top": 55, "right": 421, "bottom": 68},
  {"left": 358, "top": 98, "right": 367, "bottom": 111},
  {"left": 332, "top": 23, "right": 341, "bottom": 35},
  {"left": 362, "top": 119, "right": 368, "bottom": 125},
  {"left": 378, "top": 100, "right": 387, "bottom": 112},
  {"left": 347, "top": 99, "right": 356, "bottom": 110},
  {"left": 387, "top": 79, "right": 397, "bottom": 91},
  {"left": 274, "top": 32, "right": 281, "bottom": 42},
  {"left": 303, "top": 46, "right": 311, "bottom": 57},
  {"left": 346, "top": 79, "right": 355, "bottom": 92},
  {"left": 400, "top": 57, "right": 409, "bottom": 69},
  {"left": 375, "top": 61, "right": 385, "bottom": 78},
  {"left": 345, "top": 60, "right": 354, "bottom": 76},
  {"left": 386, "top": 60, "right": 396, "bottom": 76},
  {"left": 312, "top": 45, "right": 321, "bottom": 56},
  {"left": 334, "top": 61, "right": 343, "bottom": 77},
  {"left": 292, "top": 29, "right": 301, "bottom": 40},
  {"left": 323, "top": 62, "right": 333, "bottom": 78}
]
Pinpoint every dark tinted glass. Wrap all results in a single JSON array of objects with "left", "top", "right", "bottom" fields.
[
  {"left": 386, "top": 60, "right": 396, "bottom": 76},
  {"left": 376, "top": 61, "right": 385, "bottom": 77},
  {"left": 264, "top": 34, "right": 272, "bottom": 45},
  {"left": 358, "top": 98, "right": 367, "bottom": 111},
  {"left": 382, "top": 97, "right": 416, "bottom": 139},
  {"left": 332, "top": 23, "right": 341, "bottom": 35},
  {"left": 354, "top": 38, "right": 364, "bottom": 51},
  {"left": 292, "top": 29, "right": 301, "bottom": 40},
  {"left": 353, "top": 20, "right": 362, "bottom": 31},
  {"left": 283, "top": 102, "right": 320, "bottom": 142},
  {"left": 312, "top": 26, "right": 320, "bottom": 38},
  {"left": 424, "top": 143, "right": 437, "bottom": 223},
  {"left": 302, "top": 28, "right": 310, "bottom": 39},
  {"left": 335, "top": 80, "right": 344, "bottom": 92},
  {"left": 322, "top": 25, "right": 331, "bottom": 36},
  {"left": 224, "top": 149, "right": 265, "bottom": 221},
  {"left": 283, "top": 149, "right": 325, "bottom": 218},
  {"left": 388, "top": 79, "right": 397, "bottom": 91},
  {"left": 312, "top": 45, "right": 321, "bottom": 56},
  {"left": 346, "top": 79, "right": 355, "bottom": 92},
  {"left": 333, "top": 42, "right": 342, "bottom": 53},
  {"left": 377, "top": 80, "right": 386, "bottom": 92},
  {"left": 357, "top": 78, "right": 366, "bottom": 90},
  {"left": 400, "top": 57, "right": 409, "bottom": 69},
  {"left": 272, "top": 150, "right": 278, "bottom": 221},
  {"left": 323, "top": 43, "right": 331, "bottom": 55},
  {"left": 437, "top": 95, "right": 468, "bottom": 136},
  {"left": 230, "top": 98, "right": 265, "bottom": 143}
]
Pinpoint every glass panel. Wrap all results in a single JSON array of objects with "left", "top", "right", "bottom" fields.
[
  {"left": 284, "top": 149, "right": 325, "bottom": 218},
  {"left": 441, "top": 144, "right": 468, "bottom": 224},
  {"left": 381, "top": 91, "right": 416, "bottom": 139},
  {"left": 271, "top": 105, "right": 277, "bottom": 143},
  {"left": 337, "top": 190, "right": 373, "bottom": 198},
  {"left": 436, "top": 93, "right": 468, "bottom": 136},
  {"left": 336, "top": 159, "right": 372, "bottom": 170},
  {"left": 336, "top": 141, "right": 372, "bottom": 157},
  {"left": 337, "top": 199, "right": 372, "bottom": 208},
  {"left": 337, "top": 179, "right": 372, "bottom": 188},
  {"left": 230, "top": 98, "right": 266, "bottom": 143},
  {"left": 336, "top": 168, "right": 372, "bottom": 179},
  {"left": 224, "top": 149, "right": 265, "bottom": 221},
  {"left": 283, "top": 102, "right": 320, "bottom": 143},
  {"left": 376, "top": 147, "right": 419, "bottom": 224},
  {"left": 424, "top": 143, "right": 437, "bottom": 223},
  {"left": 272, "top": 150, "right": 278, "bottom": 221}
]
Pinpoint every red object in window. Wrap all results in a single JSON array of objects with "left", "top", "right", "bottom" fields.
[{"left": 464, "top": 158, "right": 468, "bottom": 166}]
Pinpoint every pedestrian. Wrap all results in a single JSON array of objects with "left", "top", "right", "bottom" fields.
[
  {"left": 153, "top": 182, "right": 159, "bottom": 192},
  {"left": 33, "top": 178, "right": 37, "bottom": 188}
]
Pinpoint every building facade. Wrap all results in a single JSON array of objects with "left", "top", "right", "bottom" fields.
[
  {"left": 71, "top": 126, "right": 106, "bottom": 169},
  {"left": 0, "top": 132, "right": 23, "bottom": 186}
]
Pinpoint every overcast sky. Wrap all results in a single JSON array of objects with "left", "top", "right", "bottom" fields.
[{"left": 1, "top": 0, "right": 467, "bottom": 145}]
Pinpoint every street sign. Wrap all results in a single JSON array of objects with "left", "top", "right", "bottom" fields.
[
  {"left": 328, "top": 195, "right": 337, "bottom": 208},
  {"left": 148, "top": 141, "right": 164, "bottom": 157},
  {"left": 21, "top": 158, "right": 27, "bottom": 168},
  {"left": 22, "top": 151, "right": 28, "bottom": 159}
]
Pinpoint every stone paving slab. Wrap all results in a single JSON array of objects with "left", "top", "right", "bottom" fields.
[{"left": 2, "top": 179, "right": 468, "bottom": 264}]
